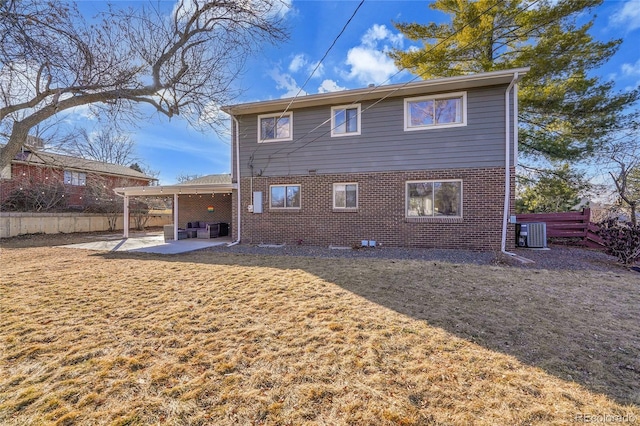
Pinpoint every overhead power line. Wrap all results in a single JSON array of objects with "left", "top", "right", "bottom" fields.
[
  {"left": 250, "top": 0, "right": 365, "bottom": 163},
  {"left": 254, "top": 0, "right": 542, "bottom": 171},
  {"left": 279, "top": 0, "right": 366, "bottom": 119}
]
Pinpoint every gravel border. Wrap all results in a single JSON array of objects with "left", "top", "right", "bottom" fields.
[
  {"left": 204, "top": 243, "right": 637, "bottom": 273},
  {"left": 2, "top": 230, "right": 636, "bottom": 274}
]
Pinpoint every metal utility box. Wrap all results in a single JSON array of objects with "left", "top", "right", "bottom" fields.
[
  {"left": 252, "top": 192, "right": 263, "bottom": 213},
  {"left": 516, "top": 222, "right": 547, "bottom": 248}
]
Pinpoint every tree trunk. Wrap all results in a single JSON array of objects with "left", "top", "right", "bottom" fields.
[{"left": 0, "top": 122, "right": 30, "bottom": 168}]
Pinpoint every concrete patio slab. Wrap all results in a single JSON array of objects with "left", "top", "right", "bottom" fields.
[{"left": 60, "top": 234, "right": 231, "bottom": 254}]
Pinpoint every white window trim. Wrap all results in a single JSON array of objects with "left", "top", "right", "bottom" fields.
[
  {"left": 405, "top": 179, "right": 463, "bottom": 219},
  {"left": 269, "top": 184, "right": 301, "bottom": 209},
  {"left": 64, "top": 170, "right": 87, "bottom": 186},
  {"left": 331, "top": 104, "right": 361, "bottom": 137},
  {"left": 333, "top": 182, "right": 358, "bottom": 209},
  {"left": 258, "top": 112, "right": 293, "bottom": 143},
  {"left": 404, "top": 91, "right": 467, "bottom": 132}
]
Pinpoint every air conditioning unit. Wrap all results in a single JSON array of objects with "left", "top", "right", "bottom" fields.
[{"left": 516, "top": 222, "right": 547, "bottom": 248}]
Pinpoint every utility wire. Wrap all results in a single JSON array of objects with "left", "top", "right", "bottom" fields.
[
  {"left": 250, "top": 0, "right": 365, "bottom": 162},
  {"left": 256, "top": 0, "right": 541, "bottom": 170},
  {"left": 279, "top": 0, "right": 366, "bottom": 118}
]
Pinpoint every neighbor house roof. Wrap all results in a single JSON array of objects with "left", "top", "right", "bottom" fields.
[
  {"left": 178, "top": 174, "right": 232, "bottom": 185},
  {"left": 9, "top": 148, "right": 155, "bottom": 181},
  {"left": 222, "top": 68, "right": 529, "bottom": 115}
]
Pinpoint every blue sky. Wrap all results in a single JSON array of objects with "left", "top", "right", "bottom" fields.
[{"left": 74, "top": 0, "right": 640, "bottom": 185}]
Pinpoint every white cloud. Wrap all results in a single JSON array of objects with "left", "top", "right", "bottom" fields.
[
  {"left": 198, "top": 100, "right": 230, "bottom": 134},
  {"left": 345, "top": 47, "right": 399, "bottom": 85},
  {"left": 288, "top": 54, "right": 324, "bottom": 78},
  {"left": 361, "top": 24, "right": 403, "bottom": 49},
  {"left": 610, "top": 0, "right": 640, "bottom": 32},
  {"left": 269, "top": 69, "right": 308, "bottom": 98},
  {"left": 271, "top": 0, "right": 293, "bottom": 19},
  {"left": 317, "top": 79, "right": 346, "bottom": 93},
  {"left": 342, "top": 24, "right": 404, "bottom": 85},
  {"left": 173, "top": 0, "right": 293, "bottom": 25},
  {"left": 307, "top": 60, "right": 325, "bottom": 78},
  {"left": 66, "top": 104, "right": 99, "bottom": 121},
  {"left": 621, "top": 59, "right": 640, "bottom": 76},
  {"left": 289, "top": 54, "right": 307, "bottom": 73}
]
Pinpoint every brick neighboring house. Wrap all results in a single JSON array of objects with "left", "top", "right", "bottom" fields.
[
  {"left": 221, "top": 68, "right": 528, "bottom": 251},
  {"left": 0, "top": 147, "right": 155, "bottom": 210}
]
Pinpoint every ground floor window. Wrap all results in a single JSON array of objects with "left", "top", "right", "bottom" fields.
[
  {"left": 406, "top": 180, "right": 462, "bottom": 217},
  {"left": 64, "top": 170, "right": 86, "bottom": 186},
  {"left": 333, "top": 183, "right": 358, "bottom": 209},
  {"left": 270, "top": 184, "right": 300, "bottom": 209}
]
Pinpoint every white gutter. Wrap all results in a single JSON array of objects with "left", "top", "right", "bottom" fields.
[
  {"left": 173, "top": 193, "right": 178, "bottom": 241},
  {"left": 501, "top": 72, "right": 520, "bottom": 256},
  {"left": 513, "top": 82, "right": 519, "bottom": 166},
  {"left": 228, "top": 116, "right": 242, "bottom": 246},
  {"left": 222, "top": 67, "right": 531, "bottom": 115}
]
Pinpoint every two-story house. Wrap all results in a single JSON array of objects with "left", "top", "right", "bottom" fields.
[{"left": 222, "top": 68, "right": 528, "bottom": 251}]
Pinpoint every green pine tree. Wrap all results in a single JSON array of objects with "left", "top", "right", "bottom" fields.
[{"left": 516, "top": 164, "right": 588, "bottom": 213}]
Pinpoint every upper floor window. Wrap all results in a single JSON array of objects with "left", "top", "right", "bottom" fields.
[
  {"left": 331, "top": 104, "right": 361, "bottom": 137},
  {"left": 406, "top": 180, "right": 462, "bottom": 218},
  {"left": 270, "top": 184, "right": 300, "bottom": 209},
  {"left": 64, "top": 170, "right": 86, "bottom": 186},
  {"left": 404, "top": 92, "right": 466, "bottom": 131},
  {"left": 333, "top": 183, "right": 358, "bottom": 209},
  {"left": 258, "top": 112, "right": 292, "bottom": 143}
]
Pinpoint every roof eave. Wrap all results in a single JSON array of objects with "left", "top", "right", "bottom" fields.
[
  {"left": 10, "top": 159, "right": 155, "bottom": 181},
  {"left": 222, "top": 68, "right": 530, "bottom": 116},
  {"left": 114, "top": 183, "right": 237, "bottom": 197}
]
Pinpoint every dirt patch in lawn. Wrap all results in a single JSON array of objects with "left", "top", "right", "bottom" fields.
[{"left": 1, "top": 245, "right": 639, "bottom": 425}]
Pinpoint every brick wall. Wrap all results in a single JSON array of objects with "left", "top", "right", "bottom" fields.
[
  {"left": 1, "top": 163, "right": 151, "bottom": 208},
  {"left": 235, "top": 167, "right": 515, "bottom": 251},
  {"left": 176, "top": 193, "right": 233, "bottom": 229}
]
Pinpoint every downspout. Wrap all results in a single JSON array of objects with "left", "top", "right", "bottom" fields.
[
  {"left": 173, "top": 193, "right": 178, "bottom": 241},
  {"left": 228, "top": 115, "right": 242, "bottom": 246},
  {"left": 501, "top": 72, "right": 520, "bottom": 256}
]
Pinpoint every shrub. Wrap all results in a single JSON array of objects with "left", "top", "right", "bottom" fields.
[
  {"left": 130, "top": 200, "right": 150, "bottom": 231},
  {"left": 1, "top": 181, "right": 67, "bottom": 212},
  {"left": 597, "top": 218, "right": 640, "bottom": 265}
]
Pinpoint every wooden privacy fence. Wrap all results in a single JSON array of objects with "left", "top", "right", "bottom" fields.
[{"left": 515, "top": 208, "right": 604, "bottom": 249}]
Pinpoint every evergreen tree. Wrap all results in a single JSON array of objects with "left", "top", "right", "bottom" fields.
[
  {"left": 516, "top": 164, "right": 588, "bottom": 213},
  {"left": 390, "top": 0, "right": 638, "bottom": 163}
]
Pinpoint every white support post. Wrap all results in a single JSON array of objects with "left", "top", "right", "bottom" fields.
[
  {"left": 123, "top": 195, "right": 129, "bottom": 238},
  {"left": 174, "top": 193, "right": 179, "bottom": 241}
]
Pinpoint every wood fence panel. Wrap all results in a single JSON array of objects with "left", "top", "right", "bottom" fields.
[{"left": 515, "top": 208, "right": 604, "bottom": 249}]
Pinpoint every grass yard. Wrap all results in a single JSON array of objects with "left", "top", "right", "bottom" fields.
[{"left": 1, "top": 241, "right": 639, "bottom": 425}]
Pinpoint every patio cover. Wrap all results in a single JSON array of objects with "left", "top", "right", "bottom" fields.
[{"left": 113, "top": 175, "right": 236, "bottom": 240}]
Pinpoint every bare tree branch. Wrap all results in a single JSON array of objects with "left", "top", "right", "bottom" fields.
[{"left": 0, "top": 0, "right": 288, "bottom": 168}]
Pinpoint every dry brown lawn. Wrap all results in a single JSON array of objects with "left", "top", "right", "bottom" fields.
[{"left": 1, "top": 235, "right": 639, "bottom": 425}]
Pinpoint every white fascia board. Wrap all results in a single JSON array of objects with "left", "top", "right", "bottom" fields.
[
  {"left": 114, "top": 183, "right": 237, "bottom": 197},
  {"left": 221, "top": 68, "right": 530, "bottom": 116}
]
